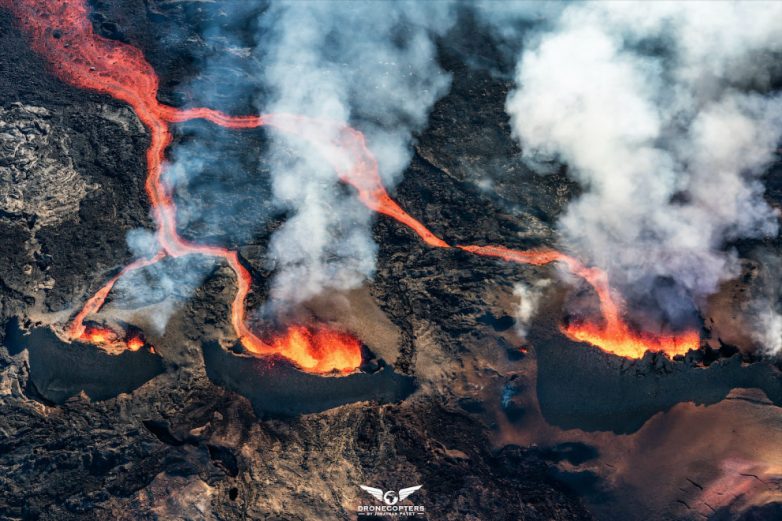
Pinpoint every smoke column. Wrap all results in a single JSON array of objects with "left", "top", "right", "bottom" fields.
[{"left": 504, "top": 2, "right": 782, "bottom": 349}]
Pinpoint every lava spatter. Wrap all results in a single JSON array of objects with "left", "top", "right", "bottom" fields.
[
  {"left": 77, "top": 325, "right": 152, "bottom": 355},
  {"left": 2, "top": 0, "right": 699, "bottom": 365}
]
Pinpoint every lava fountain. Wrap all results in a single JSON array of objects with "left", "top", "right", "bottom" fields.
[{"left": 2, "top": 0, "right": 700, "bottom": 365}]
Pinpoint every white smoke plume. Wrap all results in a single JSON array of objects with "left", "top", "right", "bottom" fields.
[
  {"left": 744, "top": 251, "right": 782, "bottom": 356},
  {"left": 114, "top": 229, "right": 215, "bottom": 334},
  {"left": 756, "top": 310, "right": 782, "bottom": 356},
  {"left": 513, "top": 279, "right": 550, "bottom": 339},
  {"left": 504, "top": 2, "right": 782, "bottom": 343},
  {"left": 254, "top": 1, "right": 456, "bottom": 308}
]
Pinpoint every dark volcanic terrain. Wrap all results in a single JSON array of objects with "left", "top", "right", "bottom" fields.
[{"left": 0, "top": 2, "right": 781, "bottom": 521}]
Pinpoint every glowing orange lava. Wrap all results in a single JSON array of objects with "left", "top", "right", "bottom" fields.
[
  {"left": 458, "top": 245, "right": 700, "bottom": 357},
  {"left": 77, "top": 325, "right": 151, "bottom": 353},
  {"left": 563, "top": 321, "right": 700, "bottom": 359},
  {"left": 81, "top": 326, "right": 117, "bottom": 345},
  {"left": 126, "top": 336, "right": 145, "bottom": 352},
  {"left": 3, "top": 0, "right": 700, "bottom": 363},
  {"left": 2, "top": 0, "right": 362, "bottom": 373},
  {"left": 242, "top": 326, "right": 362, "bottom": 374},
  {"left": 65, "top": 252, "right": 166, "bottom": 340}
]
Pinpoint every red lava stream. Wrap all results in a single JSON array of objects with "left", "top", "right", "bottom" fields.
[{"left": 3, "top": 0, "right": 699, "bottom": 372}]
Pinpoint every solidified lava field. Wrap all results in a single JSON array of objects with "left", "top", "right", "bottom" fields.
[{"left": 1, "top": 2, "right": 782, "bottom": 520}]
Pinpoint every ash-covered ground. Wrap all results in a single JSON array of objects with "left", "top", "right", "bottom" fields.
[{"left": 1, "top": 2, "right": 781, "bottom": 521}]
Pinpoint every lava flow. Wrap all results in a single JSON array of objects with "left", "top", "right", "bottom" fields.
[
  {"left": 458, "top": 245, "right": 700, "bottom": 358},
  {"left": 3, "top": 0, "right": 699, "bottom": 366}
]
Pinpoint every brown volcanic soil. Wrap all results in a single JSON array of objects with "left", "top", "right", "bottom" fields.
[{"left": 0, "top": 2, "right": 780, "bottom": 521}]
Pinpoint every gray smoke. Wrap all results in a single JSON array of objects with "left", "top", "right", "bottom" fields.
[
  {"left": 512, "top": 279, "right": 550, "bottom": 339},
  {"left": 254, "top": 1, "right": 456, "bottom": 308},
  {"left": 114, "top": 229, "right": 216, "bottom": 334},
  {"left": 117, "top": 2, "right": 456, "bottom": 328},
  {"left": 744, "top": 251, "right": 782, "bottom": 356},
  {"left": 503, "top": 2, "right": 782, "bottom": 349}
]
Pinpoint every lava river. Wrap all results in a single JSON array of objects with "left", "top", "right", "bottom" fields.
[{"left": 2, "top": 0, "right": 700, "bottom": 372}]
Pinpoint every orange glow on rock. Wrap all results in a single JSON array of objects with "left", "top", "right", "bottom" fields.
[
  {"left": 458, "top": 244, "right": 700, "bottom": 357},
  {"left": 563, "top": 321, "right": 700, "bottom": 359},
  {"left": 3, "top": 0, "right": 363, "bottom": 372},
  {"left": 77, "top": 326, "right": 152, "bottom": 354},
  {"left": 241, "top": 326, "right": 362, "bottom": 374},
  {"left": 125, "top": 337, "right": 145, "bottom": 352},
  {"left": 81, "top": 326, "right": 117, "bottom": 345}
]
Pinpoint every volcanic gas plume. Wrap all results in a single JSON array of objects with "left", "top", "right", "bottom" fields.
[
  {"left": 3, "top": 0, "right": 700, "bottom": 371},
  {"left": 501, "top": 2, "right": 782, "bottom": 353}
]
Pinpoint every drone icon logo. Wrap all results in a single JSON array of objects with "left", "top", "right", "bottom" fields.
[
  {"left": 360, "top": 485, "right": 422, "bottom": 506},
  {"left": 357, "top": 484, "right": 426, "bottom": 516}
]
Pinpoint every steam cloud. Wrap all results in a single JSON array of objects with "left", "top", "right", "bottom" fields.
[
  {"left": 255, "top": 1, "right": 455, "bottom": 308},
  {"left": 745, "top": 251, "right": 782, "bottom": 356},
  {"left": 513, "top": 280, "right": 550, "bottom": 339},
  {"left": 119, "top": 2, "right": 456, "bottom": 326},
  {"left": 117, "top": 229, "right": 215, "bottom": 334},
  {"left": 503, "top": 2, "right": 782, "bottom": 350}
]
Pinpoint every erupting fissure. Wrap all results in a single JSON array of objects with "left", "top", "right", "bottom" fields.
[
  {"left": 80, "top": 324, "right": 148, "bottom": 355},
  {"left": 4, "top": 0, "right": 700, "bottom": 370}
]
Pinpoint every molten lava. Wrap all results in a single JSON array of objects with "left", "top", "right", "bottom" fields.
[
  {"left": 242, "top": 326, "right": 362, "bottom": 375},
  {"left": 563, "top": 321, "right": 699, "bottom": 359},
  {"left": 1, "top": 0, "right": 362, "bottom": 373},
  {"left": 458, "top": 245, "right": 700, "bottom": 357},
  {"left": 126, "top": 336, "right": 145, "bottom": 352},
  {"left": 3, "top": 0, "right": 700, "bottom": 364},
  {"left": 81, "top": 326, "right": 117, "bottom": 346},
  {"left": 77, "top": 325, "right": 151, "bottom": 354},
  {"left": 65, "top": 252, "right": 166, "bottom": 340}
]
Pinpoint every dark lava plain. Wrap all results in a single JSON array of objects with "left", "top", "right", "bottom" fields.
[
  {"left": 6, "top": 319, "right": 164, "bottom": 404},
  {"left": 202, "top": 341, "right": 415, "bottom": 417}
]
